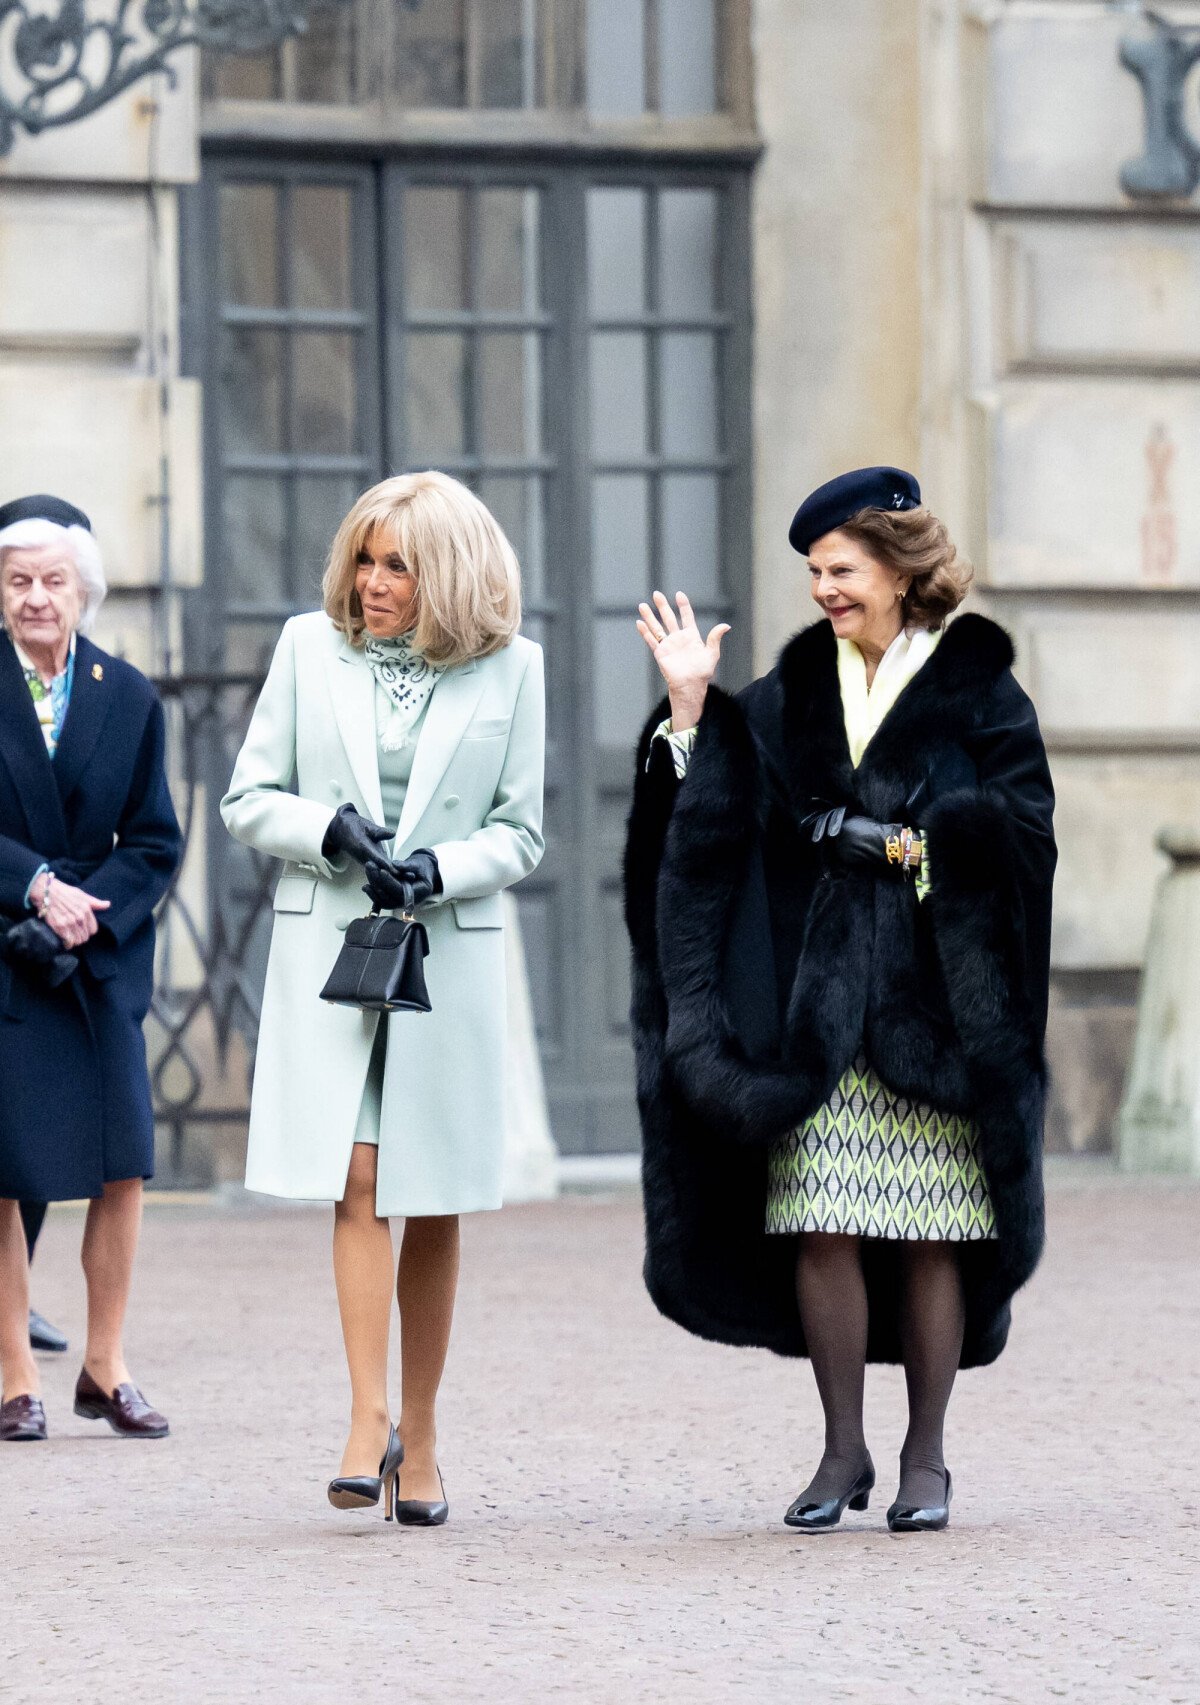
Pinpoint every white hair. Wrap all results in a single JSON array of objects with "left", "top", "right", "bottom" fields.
[{"left": 0, "top": 518, "right": 106, "bottom": 634}]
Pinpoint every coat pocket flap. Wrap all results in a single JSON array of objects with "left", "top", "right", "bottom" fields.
[
  {"left": 463, "top": 716, "right": 512, "bottom": 741},
  {"left": 273, "top": 873, "right": 318, "bottom": 914},
  {"left": 451, "top": 895, "right": 503, "bottom": 930}
]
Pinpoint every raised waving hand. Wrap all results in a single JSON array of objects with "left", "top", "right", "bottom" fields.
[{"left": 635, "top": 590, "right": 731, "bottom": 733}]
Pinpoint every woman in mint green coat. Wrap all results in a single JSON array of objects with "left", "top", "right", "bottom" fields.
[{"left": 222, "top": 472, "right": 545, "bottom": 1526}]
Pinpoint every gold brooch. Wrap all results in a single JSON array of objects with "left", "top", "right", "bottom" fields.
[{"left": 92, "top": 663, "right": 104, "bottom": 681}]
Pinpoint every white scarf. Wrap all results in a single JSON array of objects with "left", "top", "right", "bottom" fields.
[
  {"left": 363, "top": 631, "right": 443, "bottom": 752},
  {"left": 836, "top": 626, "right": 942, "bottom": 768}
]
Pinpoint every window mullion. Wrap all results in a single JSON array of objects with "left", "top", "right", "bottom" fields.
[
  {"left": 465, "top": 0, "right": 484, "bottom": 110},
  {"left": 643, "top": 0, "right": 661, "bottom": 116}
]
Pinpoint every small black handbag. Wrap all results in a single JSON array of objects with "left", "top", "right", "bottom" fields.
[{"left": 319, "top": 908, "right": 432, "bottom": 1013}]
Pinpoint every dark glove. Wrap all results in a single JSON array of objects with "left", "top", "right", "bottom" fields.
[
  {"left": 0, "top": 918, "right": 79, "bottom": 988},
  {"left": 807, "top": 809, "right": 905, "bottom": 876},
  {"left": 322, "top": 803, "right": 394, "bottom": 868},
  {"left": 362, "top": 848, "right": 441, "bottom": 912}
]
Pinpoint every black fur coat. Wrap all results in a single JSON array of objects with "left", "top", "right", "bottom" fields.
[{"left": 623, "top": 614, "right": 1056, "bottom": 1369}]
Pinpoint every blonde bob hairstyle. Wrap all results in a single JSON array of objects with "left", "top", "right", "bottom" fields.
[
  {"left": 837, "top": 505, "right": 974, "bottom": 631},
  {"left": 322, "top": 471, "right": 521, "bottom": 667}
]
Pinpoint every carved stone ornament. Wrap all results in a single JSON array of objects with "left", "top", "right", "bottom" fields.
[
  {"left": 1120, "top": 9, "right": 1200, "bottom": 199},
  {"left": 0, "top": 0, "right": 351, "bottom": 154}
]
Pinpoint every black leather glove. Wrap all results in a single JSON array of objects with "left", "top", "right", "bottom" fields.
[
  {"left": 0, "top": 918, "right": 79, "bottom": 987},
  {"left": 362, "top": 848, "right": 441, "bottom": 912},
  {"left": 322, "top": 803, "right": 394, "bottom": 868},
  {"left": 806, "top": 809, "right": 905, "bottom": 876}
]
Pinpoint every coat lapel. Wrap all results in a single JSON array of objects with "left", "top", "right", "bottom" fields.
[
  {"left": 394, "top": 659, "right": 485, "bottom": 850},
  {"left": 52, "top": 636, "right": 117, "bottom": 808},
  {"left": 0, "top": 631, "right": 69, "bottom": 856},
  {"left": 327, "top": 639, "right": 384, "bottom": 824}
]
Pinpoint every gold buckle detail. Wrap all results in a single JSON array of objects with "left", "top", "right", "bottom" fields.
[{"left": 885, "top": 834, "right": 903, "bottom": 865}]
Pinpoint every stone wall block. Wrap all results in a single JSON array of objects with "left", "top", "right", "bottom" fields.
[
  {"left": 993, "top": 218, "right": 1200, "bottom": 374},
  {"left": 0, "top": 368, "right": 202, "bottom": 588},
  {"left": 1047, "top": 753, "right": 1200, "bottom": 968},
  {"left": 986, "top": 380, "right": 1200, "bottom": 586},
  {"left": 0, "top": 58, "right": 198, "bottom": 186},
  {"left": 1045, "top": 982, "right": 1137, "bottom": 1154},
  {"left": 0, "top": 186, "right": 167, "bottom": 362}
]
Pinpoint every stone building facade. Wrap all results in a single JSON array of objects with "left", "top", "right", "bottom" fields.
[{"left": 1, "top": 0, "right": 1194, "bottom": 1167}]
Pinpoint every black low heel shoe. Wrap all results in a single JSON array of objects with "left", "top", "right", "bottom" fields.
[
  {"left": 328, "top": 1424, "right": 404, "bottom": 1515},
  {"left": 887, "top": 1468, "right": 952, "bottom": 1533},
  {"left": 395, "top": 1466, "right": 448, "bottom": 1528},
  {"left": 784, "top": 1463, "right": 875, "bottom": 1532}
]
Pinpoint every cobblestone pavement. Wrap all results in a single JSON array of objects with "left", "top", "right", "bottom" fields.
[{"left": 3, "top": 1171, "right": 1199, "bottom": 1704}]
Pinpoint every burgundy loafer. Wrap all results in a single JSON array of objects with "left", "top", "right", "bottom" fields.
[
  {"left": 1, "top": 1394, "right": 48, "bottom": 1441},
  {"left": 74, "top": 1370, "right": 169, "bottom": 1439}
]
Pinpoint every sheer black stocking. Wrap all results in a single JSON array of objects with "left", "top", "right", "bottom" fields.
[
  {"left": 793, "top": 1232, "right": 872, "bottom": 1501},
  {"left": 896, "top": 1241, "right": 965, "bottom": 1509}
]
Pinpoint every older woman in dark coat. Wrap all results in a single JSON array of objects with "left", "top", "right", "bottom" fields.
[
  {"left": 626, "top": 468, "right": 1056, "bottom": 1532},
  {"left": 0, "top": 495, "right": 182, "bottom": 1443}
]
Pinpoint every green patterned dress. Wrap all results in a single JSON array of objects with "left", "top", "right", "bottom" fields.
[{"left": 765, "top": 1054, "right": 996, "bottom": 1240}]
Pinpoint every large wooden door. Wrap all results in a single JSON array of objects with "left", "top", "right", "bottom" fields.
[{"left": 189, "top": 151, "right": 751, "bottom": 1154}]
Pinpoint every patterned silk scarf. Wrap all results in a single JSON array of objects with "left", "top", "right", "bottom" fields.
[
  {"left": 13, "top": 634, "right": 76, "bottom": 758},
  {"left": 362, "top": 631, "right": 443, "bottom": 752}
]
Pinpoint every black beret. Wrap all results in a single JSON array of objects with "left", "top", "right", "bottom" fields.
[
  {"left": 0, "top": 493, "right": 92, "bottom": 534},
  {"left": 788, "top": 466, "right": 920, "bottom": 556}
]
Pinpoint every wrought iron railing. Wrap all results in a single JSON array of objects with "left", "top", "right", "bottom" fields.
[{"left": 149, "top": 670, "right": 271, "bottom": 1185}]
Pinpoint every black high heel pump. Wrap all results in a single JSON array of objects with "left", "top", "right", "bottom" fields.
[
  {"left": 394, "top": 1465, "right": 448, "bottom": 1527},
  {"left": 887, "top": 1468, "right": 952, "bottom": 1533},
  {"left": 328, "top": 1424, "right": 404, "bottom": 1516},
  {"left": 784, "top": 1461, "right": 875, "bottom": 1532}
]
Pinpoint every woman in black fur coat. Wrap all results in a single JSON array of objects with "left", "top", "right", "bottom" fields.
[{"left": 625, "top": 467, "right": 1056, "bottom": 1533}]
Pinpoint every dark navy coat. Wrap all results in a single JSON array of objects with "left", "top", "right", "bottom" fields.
[{"left": 0, "top": 631, "right": 182, "bottom": 1200}]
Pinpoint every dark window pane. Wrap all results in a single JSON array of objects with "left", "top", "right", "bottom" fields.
[
  {"left": 479, "top": 475, "right": 545, "bottom": 601},
  {"left": 406, "top": 333, "right": 466, "bottom": 458},
  {"left": 587, "top": 188, "right": 645, "bottom": 320},
  {"left": 586, "top": 0, "right": 645, "bottom": 115},
  {"left": 292, "top": 186, "right": 354, "bottom": 311},
  {"left": 479, "top": 0, "right": 527, "bottom": 108},
  {"left": 220, "top": 327, "right": 284, "bottom": 455},
  {"left": 223, "top": 621, "right": 283, "bottom": 674},
  {"left": 478, "top": 189, "right": 540, "bottom": 313},
  {"left": 479, "top": 333, "right": 542, "bottom": 458},
  {"left": 222, "top": 476, "right": 287, "bottom": 607},
  {"left": 405, "top": 187, "right": 466, "bottom": 314},
  {"left": 292, "top": 332, "right": 357, "bottom": 455},
  {"left": 296, "top": 476, "right": 359, "bottom": 605},
  {"left": 659, "top": 189, "right": 718, "bottom": 316},
  {"left": 659, "top": 0, "right": 717, "bottom": 116},
  {"left": 660, "top": 332, "right": 718, "bottom": 458},
  {"left": 291, "top": 6, "right": 356, "bottom": 102},
  {"left": 593, "top": 615, "right": 651, "bottom": 747},
  {"left": 219, "top": 184, "right": 280, "bottom": 308},
  {"left": 545, "top": 0, "right": 584, "bottom": 107},
  {"left": 394, "top": 0, "right": 466, "bottom": 107},
  {"left": 592, "top": 474, "right": 649, "bottom": 601},
  {"left": 590, "top": 332, "right": 647, "bottom": 459},
  {"left": 662, "top": 473, "right": 720, "bottom": 601},
  {"left": 203, "top": 50, "right": 282, "bottom": 102}
]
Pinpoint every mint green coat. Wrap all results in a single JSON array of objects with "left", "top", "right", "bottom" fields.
[{"left": 221, "top": 612, "right": 545, "bottom": 1216}]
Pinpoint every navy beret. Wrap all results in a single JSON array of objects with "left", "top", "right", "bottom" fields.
[
  {"left": 788, "top": 466, "right": 920, "bottom": 556},
  {"left": 0, "top": 493, "right": 92, "bottom": 534}
]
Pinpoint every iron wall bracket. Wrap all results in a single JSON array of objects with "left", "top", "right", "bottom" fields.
[
  {"left": 0, "top": 0, "right": 350, "bottom": 154},
  {"left": 1120, "top": 9, "right": 1200, "bottom": 199}
]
